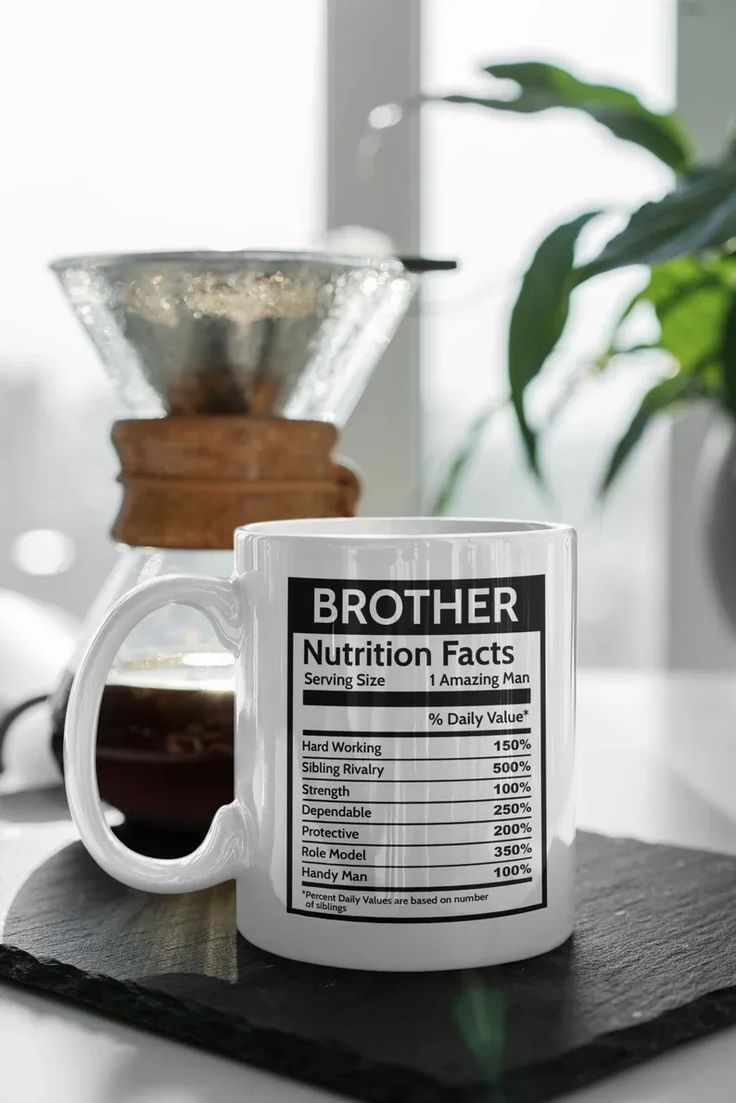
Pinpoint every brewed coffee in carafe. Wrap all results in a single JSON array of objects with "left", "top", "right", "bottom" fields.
[
  {"left": 48, "top": 251, "right": 417, "bottom": 832},
  {"left": 51, "top": 547, "right": 237, "bottom": 831}
]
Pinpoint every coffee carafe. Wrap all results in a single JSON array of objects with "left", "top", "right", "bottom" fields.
[{"left": 46, "top": 251, "right": 419, "bottom": 833}]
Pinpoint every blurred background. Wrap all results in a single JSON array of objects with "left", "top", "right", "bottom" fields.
[{"left": 1, "top": 0, "right": 734, "bottom": 674}]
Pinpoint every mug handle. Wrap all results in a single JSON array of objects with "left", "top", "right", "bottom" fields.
[{"left": 64, "top": 574, "right": 249, "bottom": 893}]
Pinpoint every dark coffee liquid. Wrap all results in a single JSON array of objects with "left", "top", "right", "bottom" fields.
[
  {"left": 94, "top": 678, "right": 234, "bottom": 759},
  {"left": 52, "top": 664, "right": 235, "bottom": 832}
]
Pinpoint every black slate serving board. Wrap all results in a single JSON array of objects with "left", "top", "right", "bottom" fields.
[{"left": 2, "top": 823, "right": 736, "bottom": 1102}]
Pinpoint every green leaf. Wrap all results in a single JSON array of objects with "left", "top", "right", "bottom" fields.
[
  {"left": 648, "top": 257, "right": 732, "bottom": 372},
  {"left": 642, "top": 255, "right": 719, "bottom": 312},
  {"left": 439, "top": 60, "right": 691, "bottom": 172},
  {"left": 509, "top": 211, "right": 600, "bottom": 475},
  {"left": 596, "top": 256, "right": 733, "bottom": 375},
  {"left": 720, "top": 293, "right": 736, "bottom": 415},
  {"left": 600, "top": 373, "right": 704, "bottom": 494},
  {"left": 594, "top": 343, "right": 660, "bottom": 372},
  {"left": 580, "top": 161, "right": 736, "bottom": 279},
  {"left": 430, "top": 400, "right": 506, "bottom": 515}
]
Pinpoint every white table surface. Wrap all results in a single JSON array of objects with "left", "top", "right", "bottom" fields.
[{"left": 2, "top": 668, "right": 736, "bottom": 1102}]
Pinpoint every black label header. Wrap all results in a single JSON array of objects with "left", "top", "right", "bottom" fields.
[{"left": 288, "top": 576, "right": 544, "bottom": 635}]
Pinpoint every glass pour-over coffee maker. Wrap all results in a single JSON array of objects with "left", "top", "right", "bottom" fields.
[{"left": 48, "top": 251, "right": 418, "bottom": 834}]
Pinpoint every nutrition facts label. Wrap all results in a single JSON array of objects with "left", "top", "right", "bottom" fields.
[{"left": 286, "top": 576, "right": 547, "bottom": 923}]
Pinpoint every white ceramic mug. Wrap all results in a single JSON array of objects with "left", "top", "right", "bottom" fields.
[{"left": 65, "top": 517, "right": 576, "bottom": 971}]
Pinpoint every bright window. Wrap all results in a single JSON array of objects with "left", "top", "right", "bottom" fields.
[{"left": 422, "top": 0, "right": 675, "bottom": 666}]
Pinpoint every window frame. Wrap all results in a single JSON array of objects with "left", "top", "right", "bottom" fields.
[{"left": 326, "top": 0, "right": 423, "bottom": 516}]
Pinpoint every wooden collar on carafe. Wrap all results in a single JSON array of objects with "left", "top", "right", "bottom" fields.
[{"left": 111, "top": 416, "right": 360, "bottom": 550}]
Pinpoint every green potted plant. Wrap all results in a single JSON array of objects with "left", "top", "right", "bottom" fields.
[{"left": 421, "top": 61, "right": 736, "bottom": 623}]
